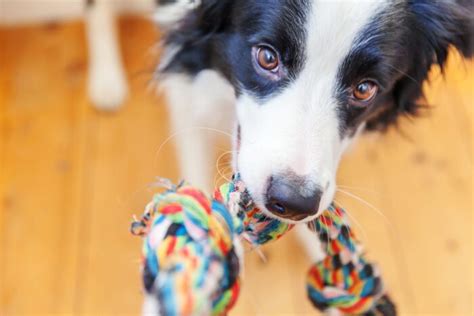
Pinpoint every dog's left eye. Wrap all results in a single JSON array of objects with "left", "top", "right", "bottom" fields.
[{"left": 352, "top": 80, "right": 378, "bottom": 102}]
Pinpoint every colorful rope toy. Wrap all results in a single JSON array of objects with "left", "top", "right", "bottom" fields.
[
  {"left": 306, "top": 206, "right": 396, "bottom": 315},
  {"left": 131, "top": 176, "right": 396, "bottom": 315}
]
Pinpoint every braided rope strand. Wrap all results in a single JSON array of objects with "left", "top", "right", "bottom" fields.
[
  {"left": 132, "top": 177, "right": 396, "bottom": 315},
  {"left": 135, "top": 185, "right": 241, "bottom": 316},
  {"left": 214, "top": 176, "right": 293, "bottom": 245},
  {"left": 306, "top": 205, "right": 395, "bottom": 314}
]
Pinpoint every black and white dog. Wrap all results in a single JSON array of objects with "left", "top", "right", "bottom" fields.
[
  {"left": 157, "top": 0, "right": 472, "bottom": 222},
  {"left": 150, "top": 0, "right": 472, "bottom": 313}
]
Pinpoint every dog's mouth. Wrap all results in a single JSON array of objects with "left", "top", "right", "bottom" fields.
[
  {"left": 244, "top": 187, "right": 320, "bottom": 223},
  {"left": 227, "top": 189, "right": 320, "bottom": 223},
  {"left": 232, "top": 172, "right": 325, "bottom": 223},
  {"left": 272, "top": 210, "right": 310, "bottom": 221},
  {"left": 258, "top": 205, "right": 320, "bottom": 223}
]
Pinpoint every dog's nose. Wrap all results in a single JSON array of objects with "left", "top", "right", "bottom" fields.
[{"left": 265, "top": 175, "right": 322, "bottom": 220}]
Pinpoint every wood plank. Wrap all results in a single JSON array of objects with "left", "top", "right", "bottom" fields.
[
  {"left": 335, "top": 141, "right": 410, "bottom": 313},
  {"left": 77, "top": 17, "right": 173, "bottom": 315},
  {"left": 0, "top": 26, "right": 7, "bottom": 315},
  {"left": 0, "top": 21, "right": 89, "bottom": 314},
  {"left": 362, "top": 55, "right": 473, "bottom": 314},
  {"left": 0, "top": 17, "right": 472, "bottom": 316}
]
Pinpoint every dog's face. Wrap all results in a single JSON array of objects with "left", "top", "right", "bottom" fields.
[
  {"left": 230, "top": 1, "right": 386, "bottom": 223},
  {"left": 163, "top": 0, "right": 472, "bottom": 222}
]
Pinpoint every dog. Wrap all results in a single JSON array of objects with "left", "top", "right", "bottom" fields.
[
  {"left": 149, "top": 0, "right": 474, "bottom": 314},
  {"left": 156, "top": 0, "right": 472, "bottom": 222}
]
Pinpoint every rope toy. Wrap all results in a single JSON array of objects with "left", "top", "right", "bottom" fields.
[
  {"left": 131, "top": 176, "right": 292, "bottom": 316},
  {"left": 306, "top": 205, "right": 396, "bottom": 315},
  {"left": 131, "top": 176, "right": 396, "bottom": 315}
]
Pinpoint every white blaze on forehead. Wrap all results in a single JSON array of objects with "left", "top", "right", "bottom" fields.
[
  {"left": 306, "top": 0, "right": 388, "bottom": 77},
  {"left": 296, "top": 0, "right": 390, "bottom": 155}
]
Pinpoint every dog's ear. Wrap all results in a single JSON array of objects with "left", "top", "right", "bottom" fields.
[
  {"left": 368, "top": 0, "right": 473, "bottom": 130},
  {"left": 159, "top": 0, "right": 233, "bottom": 74},
  {"left": 192, "top": 0, "right": 233, "bottom": 34},
  {"left": 410, "top": 0, "right": 473, "bottom": 62}
]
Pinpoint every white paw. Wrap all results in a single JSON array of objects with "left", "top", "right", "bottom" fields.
[{"left": 88, "top": 63, "right": 128, "bottom": 111}]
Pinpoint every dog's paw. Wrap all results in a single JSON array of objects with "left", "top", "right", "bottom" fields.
[{"left": 88, "top": 62, "right": 128, "bottom": 111}]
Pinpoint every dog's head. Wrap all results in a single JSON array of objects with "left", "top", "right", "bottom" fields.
[{"left": 162, "top": 0, "right": 473, "bottom": 223}]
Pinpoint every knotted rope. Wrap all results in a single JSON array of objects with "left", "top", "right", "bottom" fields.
[
  {"left": 214, "top": 176, "right": 293, "bottom": 245},
  {"left": 306, "top": 205, "right": 395, "bottom": 315},
  {"left": 131, "top": 176, "right": 292, "bottom": 316},
  {"left": 131, "top": 177, "right": 395, "bottom": 315}
]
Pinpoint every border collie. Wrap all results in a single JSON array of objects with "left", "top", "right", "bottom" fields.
[
  {"left": 150, "top": 0, "right": 472, "bottom": 314},
  {"left": 157, "top": 0, "right": 472, "bottom": 222}
]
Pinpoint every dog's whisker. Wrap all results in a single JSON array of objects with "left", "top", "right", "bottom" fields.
[
  {"left": 153, "top": 126, "right": 233, "bottom": 167},
  {"left": 219, "top": 166, "right": 234, "bottom": 179},
  {"left": 336, "top": 188, "right": 394, "bottom": 230},
  {"left": 213, "top": 167, "right": 226, "bottom": 189},
  {"left": 213, "top": 170, "right": 221, "bottom": 189},
  {"left": 214, "top": 154, "right": 234, "bottom": 187},
  {"left": 213, "top": 166, "right": 233, "bottom": 188},
  {"left": 333, "top": 199, "right": 369, "bottom": 243},
  {"left": 383, "top": 63, "right": 422, "bottom": 87},
  {"left": 216, "top": 154, "right": 234, "bottom": 171},
  {"left": 214, "top": 170, "right": 232, "bottom": 187},
  {"left": 215, "top": 151, "right": 234, "bottom": 183},
  {"left": 253, "top": 246, "right": 268, "bottom": 263},
  {"left": 336, "top": 184, "right": 381, "bottom": 195}
]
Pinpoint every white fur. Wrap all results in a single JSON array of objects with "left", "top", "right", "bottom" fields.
[
  {"left": 142, "top": 294, "right": 160, "bottom": 315},
  {"left": 295, "top": 224, "right": 325, "bottom": 263},
  {"left": 160, "top": 70, "right": 235, "bottom": 191},
  {"left": 236, "top": 0, "right": 388, "bottom": 223}
]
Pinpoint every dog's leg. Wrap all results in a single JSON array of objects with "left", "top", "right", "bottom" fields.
[
  {"left": 160, "top": 70, "right": 235, "bottom": 191},
  {"left": 295, "top": 224, "right": 326, "bottom": 263},
  {"left": 295, "top": 224, "right": 345, "bottom": 316},
  {"left": 86, "top": 0, "right": 128, "bottom": 110}
]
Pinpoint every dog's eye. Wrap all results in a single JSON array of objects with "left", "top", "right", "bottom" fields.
[
  {"left": 353, "top": 81, "right": 378, "bottom": 102},
  {"left": 255, "top": 45, "right": 279, "bottom": 72}
]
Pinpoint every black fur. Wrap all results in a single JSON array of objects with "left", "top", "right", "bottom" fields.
[
  {"left": 157, "top": 3, "right": 472, "bottom": 314},
  {"left": 337, "top": 0, "right": 473, "bottom": 134},
  {"left": 162, "top": 0, "right": 473, "bottom": 133},
  {"left": 162, "top": 0, "right": 310, "bottom": 98}
]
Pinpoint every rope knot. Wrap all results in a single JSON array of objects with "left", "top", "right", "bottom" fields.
[
  {"left": 134, "top": 184, "right": 241, "bottom": 316},
  {"left": 306, "top": 205, "right": 389, "bottom": 314}
]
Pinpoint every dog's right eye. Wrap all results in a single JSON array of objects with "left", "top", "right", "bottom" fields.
[
  {"left": 252, "top": 45, "right": 281, "bottom": 73},
  {"left": 255, "top": 46, "right": 279, "bottom": 72}
]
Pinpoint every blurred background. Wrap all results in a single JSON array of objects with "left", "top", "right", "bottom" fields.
[{"left": 0, "top": 4, "right": 473, "bottom": 316}]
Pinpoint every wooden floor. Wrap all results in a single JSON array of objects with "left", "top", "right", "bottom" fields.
[{"left": 0, "top": 18, "right": 472, "bottom": 316}]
